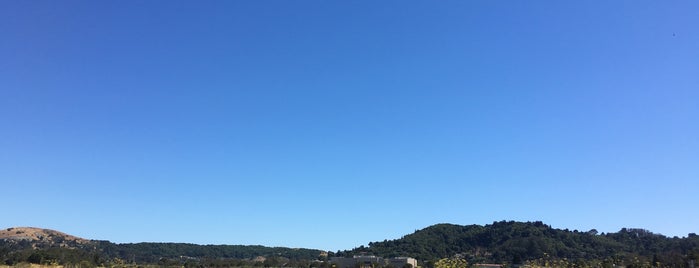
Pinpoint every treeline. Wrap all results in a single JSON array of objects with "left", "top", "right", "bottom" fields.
[
  {"left": 3, "top": 221, "right": 699, "bottom": 267},
  {"left": 1, "top": 239, "right": 326, "bottom": 267},
  {"left": 0, "top": 240, "right": 103, "bottom": 267},
  {"left": 340, "top": 221, "right": 699, "bottom": 267},
  {"left": 96, "top": 241, "right": 324, "bottom": 263}
]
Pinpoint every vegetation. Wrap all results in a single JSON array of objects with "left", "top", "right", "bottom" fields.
[
  {"left": 3, "top": 221, "right": 699, "bottom": 267},
  {"left": 341, "top": 221, "right": 699, "bottom": 267},
  {"left": 433, "top": 258, "right": 468, "bottom": 268},
  {"left": 0, "top": 238, "right": 325, "bottom": 268}
]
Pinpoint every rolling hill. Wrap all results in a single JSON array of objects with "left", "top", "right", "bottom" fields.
[
  {"left": 0, "top": 227, "right": 90, "bottom": 249},
  {"left": 3, "top": 222, "right": 699, "bottom": 267},
  {"left": 0, "top": 227, "right": 324, "bottom": 267},
  {"left": 341, "top": 221, "right": 699, "bottom": 267}
]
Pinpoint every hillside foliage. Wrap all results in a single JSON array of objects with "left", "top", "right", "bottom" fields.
[
  {"left": 0, "top": 237, "right": 325, "bottom": 268},
  {"left": 340, "top": 221, "right": 699, "bottom": 267},
  {"left": 3, "top": 222, "right": 699, "bottom": 267}
]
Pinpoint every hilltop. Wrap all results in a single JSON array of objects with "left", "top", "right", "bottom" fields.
[
  {"left": 0, "top": 227, "right": 90, "bottom": 249},
  {"left": 340, "top": 221, "right": 699, "bottom": 267}
]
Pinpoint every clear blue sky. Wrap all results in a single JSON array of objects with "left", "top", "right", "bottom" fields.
[{"left": 1, "top": 1, "right": 697, "bottom": 252}]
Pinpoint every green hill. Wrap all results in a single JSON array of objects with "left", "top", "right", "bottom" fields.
[
  {"left": 0, "top": 227, "right": 325, "bottom": 267},
  {"left": 3, "top": 222, "right": 699, "bottom": 267},
  {"left": 340, "top": 221, "right": 699, "bottom": 267}
]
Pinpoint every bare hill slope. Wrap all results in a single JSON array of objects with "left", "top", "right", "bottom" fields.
[{"left": 0, "top": 227, "right": 90, "bottom": 247}]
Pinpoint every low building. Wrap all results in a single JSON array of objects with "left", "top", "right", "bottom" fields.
[
  {"left": 388, "top": 257, "right": 417, "bottom": 268},
  {"left": 331, "top": 256, "right": 417, "bottom": 268}
]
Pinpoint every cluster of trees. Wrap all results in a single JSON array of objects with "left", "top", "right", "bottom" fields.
[
  {"left": 156, "top": 255, "right": 324, "bottom": 268},
  {"left": 3, "top": 221, "right": 699, "bottom": 267},
  {"left": 0, "top": 238, "right": 326, "bottom": 267},
  {"left": 341, "top": 221, "right": 699, "bottom": 267},
  {"left": 95, "top": 241, "right": 324, "bottom": 263},
  {"left": 0, "top": 245, "right": 105, "bottom": 267},
  {"left": 433, "top": 258, "right": 468, "bottom": 268}
]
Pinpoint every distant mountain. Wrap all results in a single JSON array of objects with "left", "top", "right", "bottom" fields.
[{"left": 341, "top": 221, "right": 699, "bottom": 267}]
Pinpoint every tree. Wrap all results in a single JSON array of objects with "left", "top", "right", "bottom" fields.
[
  {"left": 28, "top": 252, "right": 43, "bottom": 264},
  {"left": 434, "top": 258, "right": 467, "bottom": 268}
]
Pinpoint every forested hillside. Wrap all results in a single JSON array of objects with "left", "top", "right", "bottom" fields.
[
  {"left": 0, "top": 228, "right": 325, "bottom": 267},
  {"left": 96, "top": 241, "right": 325, "bottom": 264},
  {"left": 341, "top": 221, "right": 699, "bottom": 267},
  {"left": 3, "top": 222, "right": 699, "bottom": 267}
]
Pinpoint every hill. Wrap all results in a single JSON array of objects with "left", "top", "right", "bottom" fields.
[
  {"left": 341, "top": 221, "right": 699, "bottom": 267},
  {"left": 0, "top": 227, "right": 90, "bottom": 248},
  {"left": 0, "top": 227, "right": 325, "bottom": 267},
  {"left": 3, "top": 222, "right": 699, "bottom": 267}
]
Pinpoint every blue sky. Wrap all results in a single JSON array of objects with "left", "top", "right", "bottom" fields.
[{"left": 1, "top": 1, "right": 698, "bottom": 251}]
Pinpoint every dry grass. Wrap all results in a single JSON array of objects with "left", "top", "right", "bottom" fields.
[
  {"left": 0, "top": 264, "right": 64, "bottom": 268},
  {"left": 0, "top": 227, "right": 89, "bottom": 244}
]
